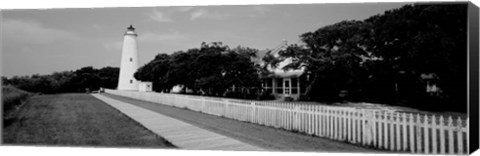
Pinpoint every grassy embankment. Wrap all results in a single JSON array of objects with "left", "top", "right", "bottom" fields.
[
  {"left": 2, "top": 85, "right": 33, "bottom": 121},
  {"left": 2, "top": 93, "right": 175, "bottom": 148}
]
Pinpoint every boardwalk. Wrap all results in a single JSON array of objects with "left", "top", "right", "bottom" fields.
[
  {"left": 98, "top": 93, "right": 382, "bottom": 152},
  {"left": 92, "top": 94, "right": 264, "bottom": 151}
]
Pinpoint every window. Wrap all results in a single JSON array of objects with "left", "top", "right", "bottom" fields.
[
  {"left": 284, "top": 80, "right": 290, "bottom": 94},
  {"left": 130, "top": 80, "right": 133, "bottom": 84},
  {"left": 276, "top": 78, "right": 283, "bottom": 87},
  {"left": 276, "top": 89, "right": 283, "bottom": 94},
  {"left": 292, "top": 88, "right": 298, "bottom": 94},
  {"left": 291, "top": 78, "right": 298, "bottom": 87}
]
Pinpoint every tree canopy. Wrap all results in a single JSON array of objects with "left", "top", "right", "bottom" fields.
[
  {"left": 5, "top": 66, "right": 119, "bottom": 94},
  {"left": 135, "top": 42, "right": 262, "bottom": 98},
  {"left": 276, "top": 4, "right": 467, "bottom": 111}
]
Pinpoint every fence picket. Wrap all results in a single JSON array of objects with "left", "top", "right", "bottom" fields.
[
  {"left": 396, "top": 113, "right": 401, "bottom": 151},
  {"left": 456, "top": 117, "right": 463, "bottom": 154},
  {"left": 402, "top": 113, "right": 408, "bottom": 151},
  {"left": 373, "top": 111, "right": 378, "bottom": 148},
  {"left": 389, "top": 113, "right": 394, "bottom": 151},
  {"left": 353, "top": 111, "right": 357, "bottom": 143},
  {"left": 347, "top": 109, "right": 350, "bottom": 141},
  {"left": 424, "top": 114, "right": 429, "bottom": 154},
  {"left": 104, "top": 89, "right": 469, "bottom": 155},
  {"left": 432, "top": 115, "right": 437, "bottom": 154},
  {"left": 417, "top": 114, "right": 423, "bottom": 153},
  {"left": 343, "top": 110, "right": 347, "bottom": 141},
  {"left": 440, "top": 116, "right": 446, "bottom": 154},
  {"left": 448, "top": 116, "right": 454, "bottom": 154},
  {"left": 335, "top": 109, "right": 339, "bottom": 140},
  {"left": 382, "top": 112, "right": 387, "bottom": 149}
]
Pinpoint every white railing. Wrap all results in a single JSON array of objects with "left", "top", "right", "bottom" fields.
[{"left": 105, "top": 89, "right": 469, "bottom": 154}]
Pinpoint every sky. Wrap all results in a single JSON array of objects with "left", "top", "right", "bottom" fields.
[{"left": 1, "top": 2, "right": 409, "bottom": 77}]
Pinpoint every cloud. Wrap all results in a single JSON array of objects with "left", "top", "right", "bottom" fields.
[
  {"left": 3, "top": 19, "right": 80, "bottom": 45},
  {"left": 140, "top": 32, "right": 191, "bottom": 43},
  {"left": 248, "top": 6, "right": 272, "bottom": 18},
  {"left": 177, "top": 6, "right": 194, "bottom": 12},
  {"left": 190, "top": 8, "right": 230, "bottom": 20},
  {"left": 146, "top": 9, "right": 174, "bottom": 23},
  {"left": 92, "top": 24, "right": 103, "bottom": 29},
  {"left": 102, "top": 41, "right": 123, "bottom": 51},
  {"left": 253, "top": 6, "right": 271, "bottom": 14}
]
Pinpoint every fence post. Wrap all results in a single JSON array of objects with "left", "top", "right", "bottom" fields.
[
  {"left": 292, "top": 105, "right": 298, "bottom": 131},
  {"left": 363, "top": 109, "right": 374, "bottom": 146},
  {"left": 467, "top": 118, "right": 469, "bottom": 154}
]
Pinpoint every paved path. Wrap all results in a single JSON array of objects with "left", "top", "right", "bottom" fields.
[
  {"left": 100, "top": 93, "right": 386, "bottom": 153},
  {"left": 92, "top": 94, "right": 265, "bottom": 151}
]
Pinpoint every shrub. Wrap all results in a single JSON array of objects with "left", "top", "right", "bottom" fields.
[
  {"left": 284, "top": 97, "right": 294, "bottom": 102},
  {"left": 258, "top": 92, "right": 275, "bottom": 100}
]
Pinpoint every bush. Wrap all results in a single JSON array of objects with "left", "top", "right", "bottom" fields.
[
  {"left": 298, "top": 95, "right": 310, "bottom": 101},
  {"left": 258, "top": 92, "right": 275, "bottom": 100},
  {"left": 225, "top": 91, "right": 244, "bottom": 99},
  {"left": 284, "top": 97, "right": 294, "bottom": 102}
]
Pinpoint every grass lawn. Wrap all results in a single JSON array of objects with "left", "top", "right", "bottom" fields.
[{"left": 2, "top": 93, "right": 175, "bottom": 148}]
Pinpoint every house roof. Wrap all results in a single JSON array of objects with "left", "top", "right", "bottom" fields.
[
  {"left": 263, "top": 68, "right": 305, "bottom": 78},
  {"left": 255, "top": 40, "right": 306, "bottom": 78}
]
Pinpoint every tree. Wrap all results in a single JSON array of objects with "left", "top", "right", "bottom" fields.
[
  {"left": 135, "top": 54, "right": 172, "bottom": 92},
  {"left": 365, "top": 4, "right": 467, "bottom": 110},
  {"left": 98, "top": 67, "right": 120, "bottom": 89},
  {"left": 272, "top": 4, "right": 467, "bottom": 112},
  {"left": 2, "top": 76, "right": 9, "bottom": 85},
  {"left": 277, "top": 20, "right": 371, "bottom": 102},
  {"left": 6, "top": 66, "right": 119, "bottom": 94},
  {"left": 134, "top": 42, "right": 262, "bottom": 98}
]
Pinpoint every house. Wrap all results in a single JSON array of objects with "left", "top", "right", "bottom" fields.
[{"left": 256, "top": 41, "right": 308, "bottom": 100}]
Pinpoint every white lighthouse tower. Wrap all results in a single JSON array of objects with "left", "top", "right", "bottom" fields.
[{"left": 117, "top": 25, "right": 140, "bottom": 90}]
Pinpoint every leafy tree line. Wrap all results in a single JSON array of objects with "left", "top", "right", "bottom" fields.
[
  {"left": 3, "top": 66, "right": 119, "bottom": 94},
  {"left": 270, "top": 4, "right": 467, "bottom": 112},
  {"left": 134, "top": 42, "right": 264, "bottom": 99}
]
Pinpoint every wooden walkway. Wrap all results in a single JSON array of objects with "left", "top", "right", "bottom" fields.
[{"left": 92, "top": 94, "right": 265, "bottom": 151}]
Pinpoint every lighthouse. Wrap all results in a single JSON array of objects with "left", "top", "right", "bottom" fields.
[{"left": 117, "top": 25, "right": 140, "bottom": 90}]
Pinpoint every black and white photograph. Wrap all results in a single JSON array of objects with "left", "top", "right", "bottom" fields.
[{"left": 1, "top": 1, "right": 479, "bottom": 155}]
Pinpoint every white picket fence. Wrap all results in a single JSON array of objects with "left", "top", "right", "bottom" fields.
[{"left": 104, "top": 89, "right": 469, "bottom": 154}]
